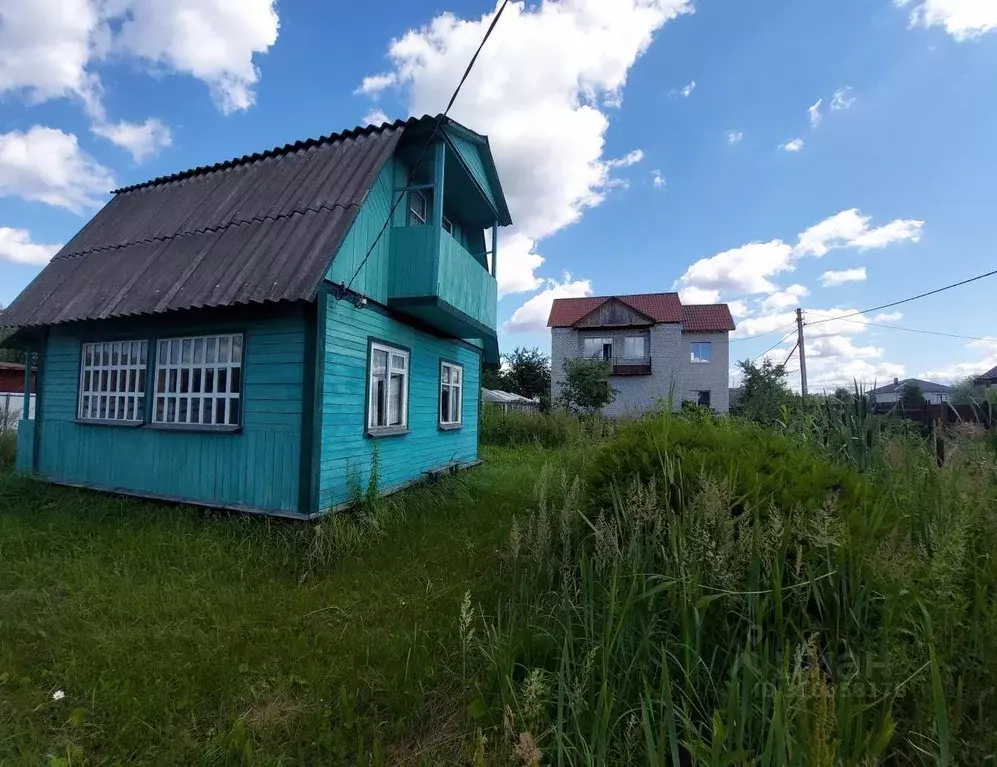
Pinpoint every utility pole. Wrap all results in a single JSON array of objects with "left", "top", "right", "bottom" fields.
[{"left": 796, "top": 307, "right": 808, "bottom": 397}]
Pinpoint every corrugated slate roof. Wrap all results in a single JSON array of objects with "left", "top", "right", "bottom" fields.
[
  {"left": 976, "top": 365, "right": 997, "bottom": 383},
  {"left": 1, "top": 118, "right": 422, "bottom": 329},
  {"left": 548, "top": 292, "right": 734, "bottom": 333}
]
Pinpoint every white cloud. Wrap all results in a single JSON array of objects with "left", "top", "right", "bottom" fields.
[
  {"left": 504, "top": 274, "right": 593, "bottom": 333},
  {"left": 0, "top": 126, "right": 114, "bottom": 213},
  {"left": 919, "top": 338, "right": 997, "bottom": 382},
  {"left": 780, "top": 138, "right": 805, "bottom": 152},
  {"left": 795, "top": 209, "right": 923, "bottom": 257},
  {"left": 727, "top": 299, "right": 749, "bottom": 319},
  {"left": 678, "top": 240, "right": 796, "bottom": 297},
  {"left": 871, "top": 311, "right": 903, "bottom": 323},
  {"left": 0, "top": 0, "right": 279, "bottom": 116},
  {"left": 819, "top": 267, "right": 867, "bottom": 287},
  {"left": 808, "top": 98, "right": 822, "bottom": 127},
  {"left": 830, "top": 86, "right": 856, "bottom": 111},
  {"left": 91, "top": 117, "right": 171, "bottom": 161},
  {"left": 677, "top": 209, "right": 924, "bottom": 309},
  {"left": 679, "top": 286, "right": 721, "bottom": 304},
  {"left": 498, "top": 231, "right": 545, "bottom": 297},
  {"left": 356, "top": 72, "right": 398, "bottom": 96},
  {"left": 606, "top": 149, "right": 645, "bottom": 168},
  {"left": 761, "top": 283, "right": 809, "bottom": 312},
  {"left": 896, "top": 0, "right": 997, "bottom": 40},
  {"left": 732, "top": 310, "right": 797, "bottom": 340},
  {"left": 651, "top": 169, "right": 666, "bottom": 189},
  {"left": 727, "top": 131, "right": 743, "bottom": 144},
  {"left": 0, "top": 226, "right": 61, "bottom": 265},
  {"left": 362, "top": 108, "right": 390, "bottom": 126},
  {"left": 359, "top": 0, "right": 693, "bottom": 296},
  {"left": 670, "top": 79, "right": 696, "bottom": 98}
]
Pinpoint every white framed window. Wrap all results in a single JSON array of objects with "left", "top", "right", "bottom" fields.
[
  {"left": 582, "top": 337, "right": 613, "bottom": 360},
  {"left": 409, "top": 190, "right": 427, "bottom": 225},
  {"left": 623, "top": 336, "right": 646, "bottom": 359},
  {"left": 440, "top": 361, "right": 463, "bottom": 427},
  {"left": 691, "top": 341, "right": 712, "bottom": 363},
  {"left": 153, "top": 333, "right": 243, "bottom": 428},
  {"left": 368, "top": 342, "right": 409, "bottom": 431},
  {"left": 79, "top": 340, "right": 148, "bottom": 422},
  {"left": 442, "top": 216, "right": 454, "bottom": 235}
]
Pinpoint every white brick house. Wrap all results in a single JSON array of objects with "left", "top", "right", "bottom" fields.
[{"left": 548, "top": 293, "right": 735, "bottom": 416}]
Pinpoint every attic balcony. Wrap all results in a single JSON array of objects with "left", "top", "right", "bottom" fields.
[
  {"left": 610, "top": 356, "right": 652, "bottom": 376},
  {"left": 387, "top": 224, "right": 497, "bottom": 341}
]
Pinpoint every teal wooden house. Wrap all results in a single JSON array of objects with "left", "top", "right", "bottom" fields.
[{"left": 2, "top": 116, "right": 511, "bottom": 518}]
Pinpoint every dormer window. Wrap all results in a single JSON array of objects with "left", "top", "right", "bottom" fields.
[{"left": 409, "top": 190, "right": 427, "bottom": 225}]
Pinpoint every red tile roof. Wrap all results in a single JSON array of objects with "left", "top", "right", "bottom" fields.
[
  {"left": 681, "top": 304, "right": 736, "bottom": 332},
  {"left": 547, "top": 292, "right": 735, "bottom": 333}
]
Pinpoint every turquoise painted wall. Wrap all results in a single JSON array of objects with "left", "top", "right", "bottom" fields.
[
  {"left": 449, "top": 135, "right": 499, "bottom": 213},
  {"left": 33, "top": 309, "right": 306, "bottom": 515},
  {"left": 15, "top": 419, "right": 33, "bottom": 473},
  {"left": 317, "top": 294, "right": 481, "bottom": 510},
  {"left": 326, "top": 157, "right": 399, "bottom": 304}
]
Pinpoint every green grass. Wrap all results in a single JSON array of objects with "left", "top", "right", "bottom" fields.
[{"left": 0, "top": 445, "right": 559, "bottom": 765}]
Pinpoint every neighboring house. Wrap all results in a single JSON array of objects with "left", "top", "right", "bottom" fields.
[
  {"left": 548, "top": 292, "right": 735, "bottom": 416},
  {"left": 482, "top": 388, "right": 540, "bottom": 414},
  {"left": 869, "top": 378, "right": 952, "bottom": 405},
  {"left": 0, "top": 361, "right": 34, "bottom": 393},
  {"left": 1, "top": 115, "right": 511, "bottom": 518},
  {"left": 975, "top": 365, "right": 997, "bottom": 389}
]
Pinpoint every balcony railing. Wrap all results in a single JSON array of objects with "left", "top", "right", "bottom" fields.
[{"left": 580, "top": 355, "right": 652, "bottom": 376}]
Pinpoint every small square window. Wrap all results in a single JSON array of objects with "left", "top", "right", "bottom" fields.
[
  {"left": 691, "top": 342, "right": 712, "bottom": 363},
  {"left": 697, "top": 390, "right": 711, "bottom": 407},
  {"left": 442, "top": 216, "right": 454, "bottom": 235}
]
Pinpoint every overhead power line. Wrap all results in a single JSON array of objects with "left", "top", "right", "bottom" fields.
[
  {"left": 805, "top": 268, "right": 997, "bottom": 327},
  {"left": 730, "top": 321, "right": 798, "bottom": 344},
  {"left": 344, "top": 0, "right": 510, "bottom": 293},
  {"left": 833, "top": 317, "right": 997, "bottom": 343},
  {"left": 752, "top": 330, "right": 797, "bottom": 363}
]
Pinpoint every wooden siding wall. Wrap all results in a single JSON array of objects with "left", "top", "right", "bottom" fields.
[
  {"left": 33, "top": 310, "right": 306, "bottom": 515},
  {"left": 575, "top": 300, "right": 653, "bottom": 328},
  {"left": 317, "top": 294, "right": 481, "bottom": 510},
  {"left": 449, "top": 135, "right": 499, "bottom": 213},
  {"left": 326, "top": 157, "right": 399, "bottom": 304}
]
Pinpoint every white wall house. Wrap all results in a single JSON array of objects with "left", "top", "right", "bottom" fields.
[
  {"left": 548, "top": 292, "right": 735, "bottom": 416},
  {"left": 870, "top": 378, "right": 952, "bottom": 405}
]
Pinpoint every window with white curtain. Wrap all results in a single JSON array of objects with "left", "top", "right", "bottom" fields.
[
  {"left": 153, "top": 333, "right": 243, "bottom": 427},
  {"left": 623, "top": 336, "right": 646, "bottom": 359},
  {"left": 440, "top": 361, "right": 463, "bottom": 427},
  {"left": 78, "top": 340, "right": 148, "bottom": 422},
  {"left": 368, "top": 342, "right": 409, "bottom": 431}
]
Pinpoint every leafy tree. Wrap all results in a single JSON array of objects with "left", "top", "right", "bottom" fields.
[
  {"left": 832, "top": 386, "right": 853, "bottom": 404},
  {"left": 950, "top": 376, "right": 985, "bottom": 406},
  {"left": 559, "top": 358, "right": 615, "bottom": 413},
  {"left": 480, "top": 366, "right": 507, "bottom": 392},
  {"left": 900, "top": 381, "right": 926, "bottom": 407},
  {"left": 502, "top": 346, "right": 552, "bottom": 409},
  {"left": 734, "top": 359, "right": 792, "bottom": 425}
]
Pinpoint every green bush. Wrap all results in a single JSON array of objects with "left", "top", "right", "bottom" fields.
[
  {"left": 587, "top": 413, "right": 865, "bottom": 514},
  {"left": 480, "top": 405, "right": 616, "bottom": 449}
]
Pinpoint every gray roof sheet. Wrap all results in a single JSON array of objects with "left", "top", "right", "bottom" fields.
[
  {"left": 869, "top": 378, "right": 953, "bottom": 394},
  {"left": 481, "top": 388, "right": 538, "bottom": 404},
  {"left": 0, "top": 118, "right": 422, "bottom": 329}
]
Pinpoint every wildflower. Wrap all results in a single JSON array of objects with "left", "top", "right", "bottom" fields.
[{"left": 52, "top": 690, "right": 65, "bottom": 701}]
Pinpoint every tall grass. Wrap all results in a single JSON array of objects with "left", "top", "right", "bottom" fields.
[
  {"left": 473, "top": 411, "right": 997, "bottom": 764},
  {"left": 481, "top": 406, "right": 617, "bottom": 449}
]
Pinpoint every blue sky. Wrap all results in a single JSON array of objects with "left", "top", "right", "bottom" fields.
[{"left": 1, "top": 0, "right": 995, "bottom": 389}]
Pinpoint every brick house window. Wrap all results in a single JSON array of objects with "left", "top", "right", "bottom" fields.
[
  {"left": 691, "top": 342, "right": 712, "bottom": 363},
  {"left": 697, "top": 390, "right": 711, "bottom": 407}
]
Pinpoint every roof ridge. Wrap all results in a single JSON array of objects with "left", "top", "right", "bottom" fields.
[
  {"left": 51, "top": 202, "right": 357, "bottom": 262},
  {"left": 111, "top": 114, "right": 440, "bottom": 195}
]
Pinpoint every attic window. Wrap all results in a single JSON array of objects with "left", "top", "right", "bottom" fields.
[
  {"left": 409, "top": 190, "right": 427, "bottom": 225},
  {"left": 442, "top": 216, "right": 454, "bottom": 235}
]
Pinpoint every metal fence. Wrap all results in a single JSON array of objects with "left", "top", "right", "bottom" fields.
[{"left": 1, "top": 392, "right": 35, "bottom": 431}]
